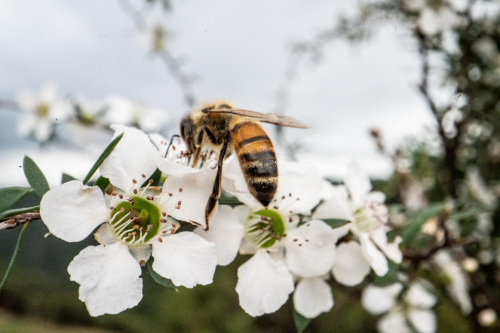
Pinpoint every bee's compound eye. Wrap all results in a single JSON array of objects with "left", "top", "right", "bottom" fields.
[{"left": 180, "top": 117, "right": 192, "bottom": 142}]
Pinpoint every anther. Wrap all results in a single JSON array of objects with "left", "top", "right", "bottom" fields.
[
  {"left": 160, "top": 218, "right": 166, "bottom": 223},
  {"left": 149, "top": 179, "right": 153, "bottom": 184},
  {"left": 168, "top": 193, "right": 172, "bottom": 197},
  {"left": 141, "top": 174, "right": 146, "bottom": 178},
  {"left": 282, "top": 196, "right": 285, "bottom": 200},
  {"left": 133, "top": 179, "right": 137, "bottom": 184},
  {"left": 120, "top": 207, "right": 125, "bottom": 213},
  {"left": 162, "top": 212, "right": 167, "bottom": 217},
  {"left": 289, "top": 193, "right": 292, "bottom": 197},
  {"left": 179, "top": 188, "right": 183, "bottom": 192},
  {"left": 133, "top": 189, "right": 138, "bottom": 194},
  {"left": 178, "top": 200, "right": 182, "bottom": 206},
  {"left": 289, "top": 217, "right": 293, "bottom": 223},
  {"left": 273, "top": 206, "right": 279, "bottom": 209},
  {"left": 307, "top": 223, "right": 310, "bottom": 227},
  {"left": 299, "top": 244, "right": 303, "bottom": 247},
  {"left": 175, "top": 206, "right": 181, "bottom": 209},
  {"left": 158, "top": 237, "right": 163, "bottom": 243},
  {"left": 294, "top": 239, "right": 298, "bottom": 242},
  {"left": 133, "top": 225, "right": 140, "bottom": 230},
  {"left": 109, "top": 207, "right": 114, "bottom": 210},
  {"left": 306, "top": 239, "right": 310, "bottom": 242},
  {"left": 112, "top": 192, "right": 117, "bottom": 196},
  {"left": 119, "top": 195, "right": 124, "bottom": 199}
]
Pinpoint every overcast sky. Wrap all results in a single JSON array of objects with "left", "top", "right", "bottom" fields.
[{"left": 0, "top": 0, "right": 436, "bottom": 187}]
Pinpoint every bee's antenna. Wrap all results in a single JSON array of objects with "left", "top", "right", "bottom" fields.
[{"left": 165, "top": 134, "right": 180, "bottom": 158}]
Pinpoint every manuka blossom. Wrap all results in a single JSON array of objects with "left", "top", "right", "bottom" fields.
[
  {"left": 433, "top": 249, "right": 472, "bottom": 315},
  {"left": 16, "top": 82, "right": 72, "bottom": 142},
  {"left": 195, "top": 159, "right": 337, "bottom": 317},
  {"left": 40, "top": 125, "right": 217, "bottom": 316},
  {"left": 293, "top": 276, "right": 334, "bottom": 319},
  {"left": 313, "top": 162, "right": 402, "bottom": 286},
  {"left": 102, "top": 96, "right": 169, "bottom": 133},
  {"left": 362, "top": 280, "right": 437, "bottom": 333}
]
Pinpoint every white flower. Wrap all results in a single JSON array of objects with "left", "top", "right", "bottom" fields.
[
  {"left": 314, "top": 162, "right": 402, "bottom": 286},
  {"left": 293, "top": 276, "right": 334, "bottom": 319},
  {"left": 465, "top": 167, "right": 497, "bottom": 210},
  {"left": 102, "top": 96, "right": 169, "bottom": 133},
  {"left": 194, "top": 160, "right": 337, "bottom": 317},
  {"left": 73, "top": 95, "right": 106, "bottom": 124},
  {"left": 16, "top": 82, "right": 72, "bottom": 142},
  {"left": 362, "top": 281, "right": 437, "bottom": 333},
  {"left": 433, "top": 249, "right": 472, "bottom": 315},
  {"left": 40, "top": 125, "right": 217, "bottom": 316}
]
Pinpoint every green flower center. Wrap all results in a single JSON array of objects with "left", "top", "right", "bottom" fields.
[
  {"left": 111, "top": 196, "right": 161, "bottom": 245},
  {"left": 36, "top": 104, "right": 49, "bottom": 118},
  {"left": 245, "top": 209, "right": 286, "bottom": 249}
]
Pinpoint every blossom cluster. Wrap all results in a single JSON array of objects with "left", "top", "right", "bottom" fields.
[
  {"left": 35, "top": 124, "right": 406, "bottom": 323},
  {"left": 16, "top": 82, "right": 169, "bottom": 143}
]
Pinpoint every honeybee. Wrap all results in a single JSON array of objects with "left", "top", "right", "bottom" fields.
[{"left": 179, "top": 100, "right": 309, "bottom": 230}]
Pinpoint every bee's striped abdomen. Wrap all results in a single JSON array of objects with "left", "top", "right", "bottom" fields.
[{"left": 231, "top": 121, "right": 278, "bottom": 207}]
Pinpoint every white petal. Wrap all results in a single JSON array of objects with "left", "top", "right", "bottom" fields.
[
  {"left": 406, "top": 282, "right": 436, "bottom": 309},
  {"left": 239, "top": 238, "right": 257, "bottom": 255},
  {"left": 408, "top": 309, "right": 437, "bottom": 333},
  {"left": 344, "top": 161, "right": 372, "bottom": 209},
  {"left": 236, "top": 251, "right": 294, "bottom": 317},
  {"left": 193, "top": 205, "right": 244, "bottom": 266},
  {"left": 156, "top": 157, "right": 198, "bottom": 177},
  {"left": 39, "top": 82, "right": 58, "bottom": 104},
  {"left": 102, "top": 95, "right": 134, "bottom": 125},
  {"left": 378, "top": 311, "right": 411, "bottom": 333},
  {"left": 100, "top": 125, "right": 159, "bottom": 193},
  {"left": 332, "top": 241, "right": 370, "bottom": 286},
  {"left": 285, "top": 220, "right": 337, "bottom": 278},
  {"left": 360, "top": 233, "right": 388, "bottom": 276},
  {"left": 163, "top": 166, "right": 216, "bottom": 229},
  {"left": 68, "top": 242, "right": 143, "bottom": 317},
  {"left": 151, "top": 232, "right": 217, "bottom": 288},
  {"left": 312, "top": 194, "right": 354, "bottom": 222},
  {"left": 40, "top": 181, "right": 109, "bottom": 242},
  {"left": 370, "top": 228, "right": 403, "bottom": 264},
  {"left": 276, "top": 161, "right": 327, "bottom": 213},
  {"left": 34, "top": 120, "right": 52, "bottom": 142},
  {"left": 16, "top": 114, "right": 37, "bottom": 137},
  {"left": 94, "top": 223, "right": 117, "bottom": 245},
  {"left": 361, "top": 284, "right": 403, "bottom": 315},
  {"left": 16, "top": 90, "right": 38, "bottom": 111},
  {"left": 294, "top": 277, "right": 334, "bottom": 318},
  {"left": 129, "top": 245, "right": 152, "bottom": 266}
]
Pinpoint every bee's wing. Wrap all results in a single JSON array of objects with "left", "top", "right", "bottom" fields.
[{"left": 206, "top": 109, "right": 309, "bottom": 129}]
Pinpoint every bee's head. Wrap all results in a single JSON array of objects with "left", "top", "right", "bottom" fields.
[{"left": 179, "top": 115, "right": 195, "bottom": 152}]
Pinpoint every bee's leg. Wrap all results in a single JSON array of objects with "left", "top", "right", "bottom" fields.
[
  {"left": 205, "top": 134, "right": 230, "bottom": 231},
  {"left": 191, "top": 126, "right": 216, "bottom": 167}
]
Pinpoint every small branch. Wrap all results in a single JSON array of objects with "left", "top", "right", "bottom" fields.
[
  {"left": 416, "top": 35, "right": 459, "bottom": 199},
  {"left": 119, "top": 0, "right": 196, "bottom": 107},
  {"left": 0, "top": 211, "right": 41, "bottom": 231}
]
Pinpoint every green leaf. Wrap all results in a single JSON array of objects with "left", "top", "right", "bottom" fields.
[
  {"left": 94, "top": 176, "right": 110, "bottom": 192},
  {"left": 142, "top": 168, "right": 162, "bottom": 187},
  {"left": 61, "top": 173, "right": 77, "bottom": 184},
  {"left": 402, "top": 203, "right": 445, "bottom": 245},
  {"left": 0, "top": 221, "right": 31, "bottom": 293},
  {"left": 218, "top": 191, "right": 243, "bottom": 206},
  {"left": 82, "top": 133, "right": 124, "bottom": 185},
  {"left": 0, "top": 205, "right": 40, "bottom": 219},
  {"left": 147, "top": 259, "right": 178, "bottom": 291},
  {"left": 0, "top": 187, "right": 33, "bottom": 213},
  {"left": 322, "top": 219, "right": 350, "bottom": 229},
  {"left": 293, "top": 309, "right": 312, "bottom": 333},
  {"left": 23, "top": 156, "right": 50, "bottom": 198}
]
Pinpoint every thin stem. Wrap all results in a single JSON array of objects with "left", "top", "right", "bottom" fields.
[
  {"left": 0, "top": 221, "right": 31, "bottom": 293},
  {"left": 119, "top": 0, "right": 196, "bottom": 107}
]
